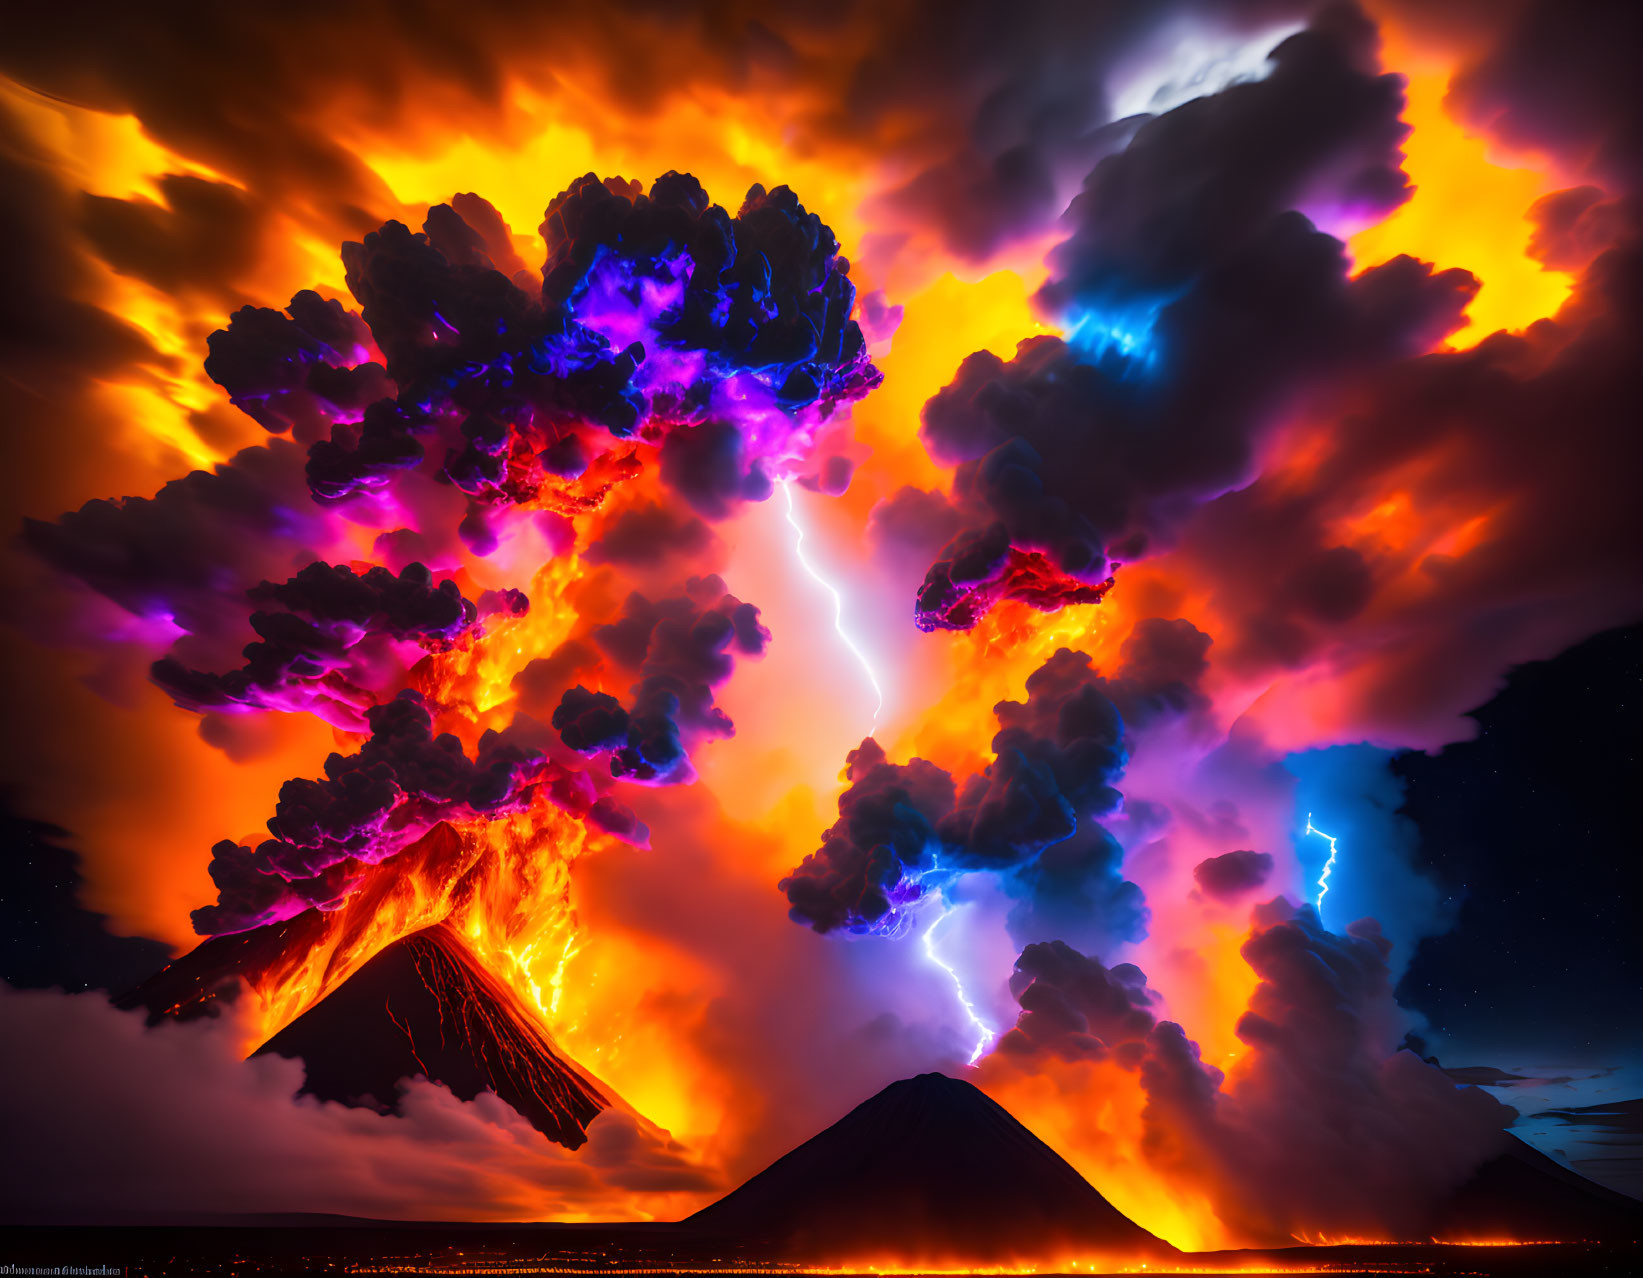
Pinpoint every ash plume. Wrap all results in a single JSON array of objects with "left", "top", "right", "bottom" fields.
[
  {"left": 1192, "top": 849, "right": 1275, "bottom": 901},
  {"left": 283, "top": 174, "right": 879, "bottom": 513},
  {"left": 782, "top": 628, "right": 1207, "bottom": 935},
  {"left": 194, "top": 689, "right": 556, "bottom": 934},
  {"left": 553, "top": 575, "right": 769, "bottom": 785},
  {"left": 993, "top": 905, "right": 1515, "bottom": 1243},
  {"left": 152, "top": 561, "right": 486, "bottom": 729},
  {"left": 996, "top": 939, "right": 1157, "bottom": 1064},
  {"left": 1138, "top": 903, "right": 1516, "bottom": 1242},
  {"left": 911, "top": 7, "right": 1478, "bottom": 631}
]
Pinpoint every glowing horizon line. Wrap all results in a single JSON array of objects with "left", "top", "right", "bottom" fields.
[
  {"left": 920, "top": 879, "right": 996, "bottom": 1067},
  {"left": 1304, "top": 812, "right": 1340, "bottom": 917},
  {"left": 780, "top": 479, "right": 885, "bottom": 734}
]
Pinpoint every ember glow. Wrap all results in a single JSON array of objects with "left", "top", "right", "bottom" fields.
[{"left": 2, "top": 0, "right": 1639, "bottom": 1266}]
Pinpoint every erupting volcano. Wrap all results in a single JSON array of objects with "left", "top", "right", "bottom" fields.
[
  {"left": 2, "top": 0, "right": 1640, "bottom": 1272},
  {"left": 254, "top": 922, "right": 609, "bottom": 1148}
]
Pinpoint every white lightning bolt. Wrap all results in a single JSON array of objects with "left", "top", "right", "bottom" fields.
[
  {"left": 780, "top": 479, "right": 884, "bottom": 733},
  {"left": 922, "top": 894, "right": 996, "bottom": 1067},
  {"left": 1304, "top": 812, "right": 1340, "bottom": 918}
]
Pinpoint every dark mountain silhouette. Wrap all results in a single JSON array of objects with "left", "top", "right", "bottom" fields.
[
  {"left": 1425, "top": 1133, "right": 1642, "bottom": 1241},
  {"left": 252, "top": 921, "right": 609, "bottom": 1148},
  {"left": 687, "top": 1071, "right": 1173, "bottom": 1261}
]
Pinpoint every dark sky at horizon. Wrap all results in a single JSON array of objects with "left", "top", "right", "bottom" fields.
[{"left": 1393, "top": 623, "right": 1642, "bottom": 1066}]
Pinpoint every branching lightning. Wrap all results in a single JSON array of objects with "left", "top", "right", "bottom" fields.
[
  {"left": 1304, "top": 812, "right": 1340, "bottom": 918},
  {"left": 781, "top": 479, "right": 885, "bottom": 732},
  {"left": 918, "top": 859, "right": 996, "bottom": 1067}
]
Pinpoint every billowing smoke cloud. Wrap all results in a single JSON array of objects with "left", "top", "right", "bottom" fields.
[
  {"left": 1156, "top": 214, "right": 1643, "bottom": 747},
  {"left": 553, "top": 575, "right": 769, "bottom": 786},
  {"left": 194, "top": 689, "right": 606, "bottom": 935},
  {"left": 203, "top": 290, "right": 384, "bottom": 440},
  {"left": 1138, "top": 902, "right": 1515, "bottom": 1242},
  {"left": 152, "top": 561, "right": 492, "bottom": 730},
  {"left": 910, "top": 8, "right": 1481, "bottom": 630},
  {"left": 996, "top": 939, "right": 1156, "bottom": 1064},
  {"left": 287, "top": 175, "right": 879, "bottom": 514},
  {"left": 21, "top": 167, "right": 874, "bottom": 728},
  {"left": 18, "top": 168, "right": 859, "bottom": 950},
  {"left": 1192, "top": 849, "right": 1274, "bottom": 900},
  {"left": 778, "top": 736, "right": 957, "bottom": 936},
  {"left": 1446, "top": 0, "right": 1641, "bottom": 196},
  {"left": 20, "top": 441, "right": 339, "bottom": 645},
  {"left": 0, "top": 984, "right": 718, "bottom": 1225},
  {"left": 782, "top": 627, "right": 1215, "bottom": 936},
  {"left": 992, "top": 903, "right": 1514, "bottom": 1243}
]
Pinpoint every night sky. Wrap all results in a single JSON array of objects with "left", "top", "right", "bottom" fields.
[{"left": 1394, "top": 624, "right": 1643, "bottom": 1064}]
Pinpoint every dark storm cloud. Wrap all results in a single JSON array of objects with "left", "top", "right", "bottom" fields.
[
  {"left": 996, "top": 939, "right": 1156, "bottom": 1063},
  {"left": 782, "top": 630, "right": 1221, "bottom": 935},
  {"left": 20, "top": 440, "right": 336, "bottom": 643},
  {"left": 910, "top": 7, "right": 1486, "bottom": 630},
  {"left": 584, "top": 500, "right": 717, "bottom": 567},
  {"left": 912, "top": 241, "right": 1475, "bottom": 629},
  {"left": 1192, "top": 848, "right": 1274, "bottom": 900},
  {"left": 291, "top": 176, "right": 877, "bottom": 514},
  {"left": 1135, "top": 903, "right": 1515, "bottom": 1242},
  {"left": 80, "top": 174, "right": 262, "bottom": 299},
  {"left": 779, "top": 737, "right": 958, "bottom": 936},
  {"left": 552, "top": 575, "right": 769, "bottom": 785},
  {"left": 203, "top": 290, "right": 386, "bottom": 441},
  {"left": 944, "top": 648, "right": 1128, "bottom": 866},
  {"left": 1163, "top": 216, "right": 1643, "bottom": 743},
  {"left": 852, "top": 0, "right": 1327, "bottom": 262},
  {"left": 1005, "top": 823, "right": 1149, "bottom": 956},
  {"left": 1447, "top": 0, "right": 1642, "bottom": 194},
  {"left": 1037, "top": 5, "right": 1409, "bottom": 314},
  {"left": 151, "top": 561, "right": 486, "bottom": 725}
]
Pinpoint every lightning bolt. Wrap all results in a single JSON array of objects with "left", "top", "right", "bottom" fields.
[
  {"left": 918, "top": 864, "right": 996, "bottom": 1067},
  {"left": 1304, "top": 812, "right": 1340, "bottom": 919},
  {"left": 780, "top": 479, "right": 885, "bottom": 733}
]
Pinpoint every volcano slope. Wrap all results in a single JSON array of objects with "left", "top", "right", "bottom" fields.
[
  {"left": 687, "top": 1071, "right": 1174, "bottom": 1262},
  {"left": 251, "top": 921, "right": 608, "bottom": 1148}
]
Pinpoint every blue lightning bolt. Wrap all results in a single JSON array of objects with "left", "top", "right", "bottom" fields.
[
  {"left": 1304, "top": 812, "right": 1340, "bottom": 919},
  {"left": 918, "top": 859, "right": 996, "bottom": 1066},
  {"left": 780, "top": 479, "right": 885, "bottom": 732}
]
